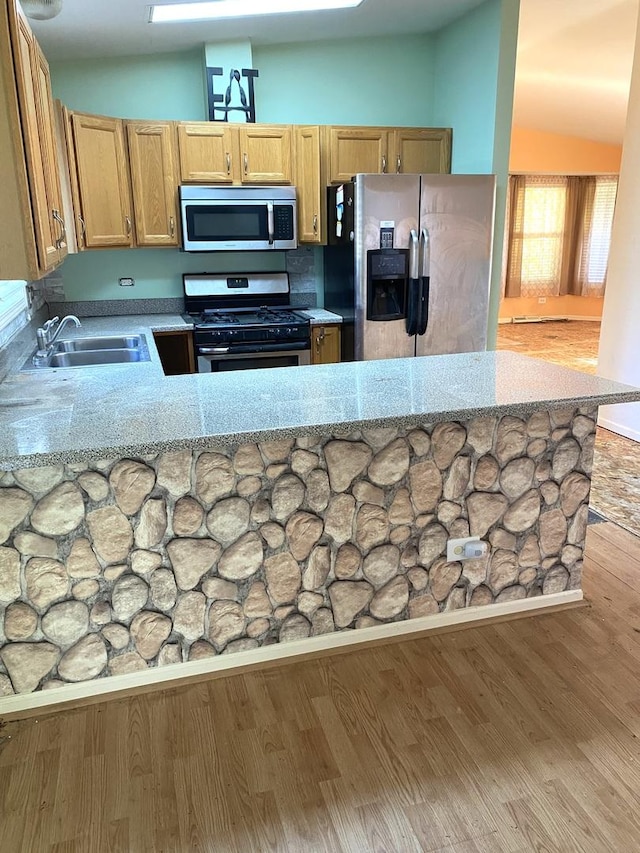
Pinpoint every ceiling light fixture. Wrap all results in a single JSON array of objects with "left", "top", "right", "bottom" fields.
[
  {"left": 21, "top": 0, "right": 63, "bottom": 20},
  {"left": 150, "top": 0, "right": 363, "bottom": 24}
]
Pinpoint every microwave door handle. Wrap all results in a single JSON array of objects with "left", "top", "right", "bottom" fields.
[
  {"left": 267, "top": 202, "right": 275, "bottom": 245},
  {"left": 406, "top": 229, "right": 419, "bottom": 336}
]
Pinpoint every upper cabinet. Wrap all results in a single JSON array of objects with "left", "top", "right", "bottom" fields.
[
  {"left": 325, "top": 126, "right": 452, "bottom": 183},
  {"left": 71, "top": 112, "right": 134, "bottom": 248},
  {"left": 127, "top": 121, "right": 180, "bottom": 247},
  {"left": 295, "top": 126, "right": 325, "bottom": 245},
  {"left": 178, "top": 123, "right": 235, "bottom": 183},
  {"left": 178, "top": 123, "right": 293, "bottom": 185},
  {"left": 0, "top": 0, "right": 66, "bottom": 279},
  {"left": 392, "top": 128, "right": 452, "bottom": 175}
]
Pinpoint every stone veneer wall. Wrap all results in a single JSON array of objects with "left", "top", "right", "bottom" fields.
[{"left": 0, "top": 406, "right": 597, "bottom": 695}]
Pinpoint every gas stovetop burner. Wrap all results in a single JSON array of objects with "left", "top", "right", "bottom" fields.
[{"left": 195, "top": 307, "right": 305, "bottom": 328}]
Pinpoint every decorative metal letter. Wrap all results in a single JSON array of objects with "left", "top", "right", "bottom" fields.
[{"left": 207, "top": 67, "right": 259, "bottom": 123}]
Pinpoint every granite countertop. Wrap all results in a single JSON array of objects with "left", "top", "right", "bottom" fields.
[
  {"left": 298, "top": 309, "right": 343, "bottom": 324},
  {"left": 1, "top": 313, "right": 640, "bottom": 470}
]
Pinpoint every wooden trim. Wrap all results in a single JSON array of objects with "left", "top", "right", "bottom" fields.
[{"left": 0, "top": 590, "right": 583, "bottom": 720}]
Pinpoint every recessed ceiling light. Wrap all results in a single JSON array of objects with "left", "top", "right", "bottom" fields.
[{"left": 150, "top": 0, "right": 364, "bottom": 24}]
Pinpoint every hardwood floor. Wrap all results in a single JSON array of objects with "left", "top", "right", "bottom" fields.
[{"left": 2, "top": 521, "right": 640, "bottom": 851}]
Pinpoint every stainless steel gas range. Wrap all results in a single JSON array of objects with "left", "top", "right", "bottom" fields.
[{"left": 183, "top": 272, "right": 311, "bottom": 373}]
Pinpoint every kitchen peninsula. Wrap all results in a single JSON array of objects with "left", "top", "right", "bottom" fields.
[{"left": 0, "top": 315, "right": 639, "bottom": 714}]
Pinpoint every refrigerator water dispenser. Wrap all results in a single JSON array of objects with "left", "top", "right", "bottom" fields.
[{"left": 366, "top": 249, "right": 408, "bottom": 321}]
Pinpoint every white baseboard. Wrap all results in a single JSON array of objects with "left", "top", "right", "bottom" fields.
[
  {"left": 597, "top": 415, "right": 640, "bottom": 443},
  {"left": 0, "top": 590, "right": 583, "bottom": 718}
]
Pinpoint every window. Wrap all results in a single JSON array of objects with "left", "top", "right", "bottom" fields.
[{"left": 505, "top": 174, "right": 618, "bottom": 299}]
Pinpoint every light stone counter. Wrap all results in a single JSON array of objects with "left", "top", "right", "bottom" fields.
[
  {"left": 297, "top": 309, "right": 343, "bottom": 325},
  {"left": 0, "top": 310, "right": 639, "bottom": 470}
]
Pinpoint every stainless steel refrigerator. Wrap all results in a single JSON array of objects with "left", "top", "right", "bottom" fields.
[{"left": 324, "top": 173, "right": 496, "bottom": 361}]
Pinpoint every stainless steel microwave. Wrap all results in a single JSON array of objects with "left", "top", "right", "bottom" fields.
[{"left": 179, "top": 185, "right": 297, "bottom": 251}]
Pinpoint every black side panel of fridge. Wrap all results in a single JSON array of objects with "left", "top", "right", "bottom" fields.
[{"left": 323, "top": 184, "right": 357, "bottom": 361}]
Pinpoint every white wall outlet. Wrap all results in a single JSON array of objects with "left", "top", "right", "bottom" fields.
[
  {"left": 446, "top": 536, "right": 489, "bottom": 562},
  {"left": 119, "top": 277, "right": 135, "bottom": 287},
  {"left": 538, "top": 297, "right": 547, "bottom": 304}
]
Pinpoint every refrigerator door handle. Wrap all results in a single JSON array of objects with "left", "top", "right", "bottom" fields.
[
  {"left": 406, "top": 229, "right": 420, "bottom": 337},
  {"left": 417, "top": 228, "right": 430, "bottom": 336}
]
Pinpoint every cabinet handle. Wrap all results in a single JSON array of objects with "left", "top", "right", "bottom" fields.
[
  {"left": 313, "top": 214, "right": 318, "bottom": 234},
  {"left": 226, "top": 152, "right": 231, "bottom": 175},
  {"left": 396, "top": 155, "right": 402, "bottom": 173},
  {"left": 382, "top": 155, "right": 387, "bottom": 174},
  {"left": 52, "top": 209, "right": 66, "bottom": 249},
  {"left": 78, "top": 215, "right": 86, "bottom": 246},
  {"left": 169, "top": 216, "right": 175, "bottom": 237},
  {"left": 125, "top": 216, "right": 132, "bottom": 237},
  {"left": 243, "top": 153, "right": 248, "bottom": 175},
  {"left": 315, "top": 327, "right": 325, "bottom": 354}
]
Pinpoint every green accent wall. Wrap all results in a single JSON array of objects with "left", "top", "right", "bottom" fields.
[
  {"left": 51, "top": 51, "right": 206, "bottom": 120},
  {"left": 60, "top": 250, "right": 286, "bottom": 303},
  {"left": 253, "top": 35, "right": 434, "bottom": 126}
]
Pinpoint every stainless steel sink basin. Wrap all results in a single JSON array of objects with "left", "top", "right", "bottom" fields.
[
  {"left": 48, "top": 349, "right": 149, "bottom": 367},
  {"left": 21, "top": 333, "right": 151, "bottom": 370},
  {"left": 53, "top": 335, "right": 145, "bottom": 353}
]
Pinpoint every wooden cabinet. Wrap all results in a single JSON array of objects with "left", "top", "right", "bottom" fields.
[
  {"left": 0, "top": 0, "right": 66, "bottom": 279},
  {"left": 311, "top": 324, "right": 341, "bottom": 365},
  {"left": 153, "top": 330, "right": 195, "bottom": 375},
  {"left": 325, "top": 126, "right": 452, "bottom": 184},
  {"left": 295, "top": 126, "right": 325, "bottom": 244},
  {"left": 238, "top": 125, "right": 292, "bottom": 183},
  {"left": 71, "top": 112, "right": 134, "bottom": 248},
  {"left": 177, "top": 122, "right": 292, "bottom": 185},
  {"left": 177, "top": 123, "right": 234, "bottom": 183},
  {"left": 391, "top": 128, "right": 452, "bottom": 175},
  {"left": 326, "top": 126, "right": 388, "bottom": 184},
  {"left": 127, "top": 121, "right": 179, "bottom": 247}
]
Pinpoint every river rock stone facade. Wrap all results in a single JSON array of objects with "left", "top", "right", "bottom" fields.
[{"left": 0, "top": 406, "right": 597, "bottom": 694}]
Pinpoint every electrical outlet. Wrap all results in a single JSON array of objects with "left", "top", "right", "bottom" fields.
[
  {"left": 446, "top": 536, "right": 489, "bottom": 562},
  {"left": 119, "top": 277, "right": 135, "bottom": 287},
  {"left": 538, "top": 297, "right": 547, "bottom": 304}
]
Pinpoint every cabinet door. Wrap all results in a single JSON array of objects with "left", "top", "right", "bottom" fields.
[
  {"left": 392, "top": 128, "right": 452, "bottom": 175},
  {"left": 128, "top": 121, "right": 179, "bottom": 247},
  {"left": 177, "top": 123, "right": 235, "bottom": 183},
  {"left": 327, "top": 127, "right": 389, "bottom": 184},
  {"left": 32, "top": 41, "right": 67, "bottom": 263},
  {"left": 295, "top": 126, "right": 323, "bottom": 244},
  {"left": 312, "top": 325, "right": 341, "bottom": 365},
  {"left": 238, "top": 125, "right": 292, "bottom": 183},
  {"left": 72, "top": 113, "right": 133, "bottom": 248},
  {"left": 10, "top": 8, "right": 58, "bottom": 272}
]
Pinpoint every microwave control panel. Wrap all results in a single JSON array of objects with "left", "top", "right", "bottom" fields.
[{"left": 274, "top": 205, "right": 295, "bottom": 240}]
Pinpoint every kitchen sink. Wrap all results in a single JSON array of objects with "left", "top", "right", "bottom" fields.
[
  {"left": 48, "top": 349, "right": 149, "bottom": 367},
  {"left": 53, "top": 334, "right": 146, "bottom": 353},
  {"left": 21, "top": 333, "right": 151, "bottom": 370}
]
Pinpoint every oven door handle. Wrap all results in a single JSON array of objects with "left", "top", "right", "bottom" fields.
[
  {"left": 199, "top": 346, "right": 230, "bottom": 354},
  {"left": 267, "top": 202, "right": 275, "bottom": 246}
]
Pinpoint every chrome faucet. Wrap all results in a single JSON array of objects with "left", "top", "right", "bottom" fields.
[{"left": 33, "top": 315, "right": 81, "bottom": 364}]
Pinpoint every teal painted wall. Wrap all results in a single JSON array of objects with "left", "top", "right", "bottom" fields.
[
  {"left": 253, "top": 35, "right": 434, "bottom": 125},
  {"left": 432, "top": 0, "right": 501, "bottom": 173},
  {"left": 50, "top": 51, "right": 206, "bottom": 120},
  {"left": 60, "top": 250, "right": 286, "bottom": 302}
]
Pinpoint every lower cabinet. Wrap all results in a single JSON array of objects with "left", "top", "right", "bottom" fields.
[
  {"left": 311, "top": 324, "right": 341, "bottom": 365},
  {"left": 153, "top": 330, "right": 195, "bottom": 375}
]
